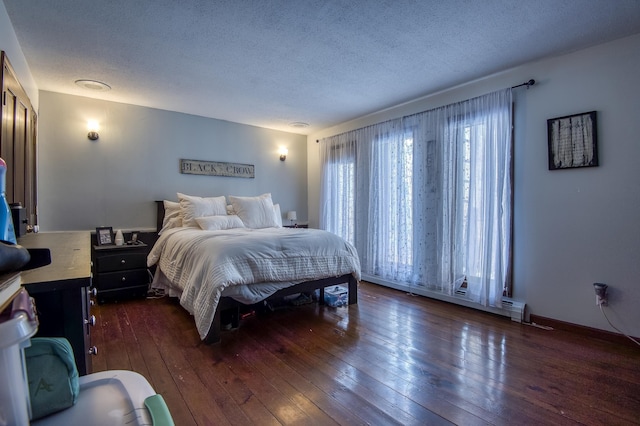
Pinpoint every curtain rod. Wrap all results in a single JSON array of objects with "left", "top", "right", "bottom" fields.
[
  {"left": 317, "top": 82, "right": 535, "bottom": 143},
  {"left": 511, "top": 79, "right": 535, "bottom": 89}
]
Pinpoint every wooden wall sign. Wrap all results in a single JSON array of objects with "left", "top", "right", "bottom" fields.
[{"left": 179, "top": 159, "right": 255, "bottom": 178}]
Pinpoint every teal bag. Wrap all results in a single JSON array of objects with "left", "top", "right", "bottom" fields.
[{"left": 24, "top": 337, "right": 80, "bottom": 420}]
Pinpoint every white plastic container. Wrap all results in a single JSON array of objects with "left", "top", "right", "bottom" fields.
[
  {"left": 0, "top": 289, "right": 38, "bottom": 425},
  {"left": 32, "top": 370, "right": 161, "bottom": 426}
]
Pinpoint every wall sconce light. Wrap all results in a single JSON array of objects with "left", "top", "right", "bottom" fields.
[
  {"left": 286, "top": 211, "right": 297, "bottom": 226},
  {"left": 279, "top": 147, "right": 288, "bottom": 161},
  {"left": 87, "top": 120, "right": 100, "bottom": 140}
]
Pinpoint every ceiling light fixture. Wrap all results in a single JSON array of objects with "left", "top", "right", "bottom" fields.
[
  {"left": 75, "top": 79, "right": 111, "bottom": 92},
  {"left": 288, "top": 122, "right": 309, "bottom": 129}
]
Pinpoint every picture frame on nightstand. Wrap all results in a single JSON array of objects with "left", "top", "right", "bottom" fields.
[{"left": 96, "top": 226, "right": 114, "bottom": 246}]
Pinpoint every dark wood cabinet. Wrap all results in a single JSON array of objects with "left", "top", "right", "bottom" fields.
[
  {"left": 91, "top": 243, "right": 150, "bottom": 304},
  {"left": 18, "top": 232, "right": 94, "bottom": 375},
  {"left": 1, "top": 51, "right": 37, "bottom": 227}
]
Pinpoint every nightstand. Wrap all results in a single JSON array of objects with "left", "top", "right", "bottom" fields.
[
  {"left": 91, "top": 243, "right": 150, "bottom": 304},
  {"left": 283, "top": 224, "right": 309, "bottom": 228}
]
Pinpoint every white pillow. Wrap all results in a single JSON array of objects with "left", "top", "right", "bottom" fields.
[
  {"left": 196, "top": 215, "right": 245, "bottom": 231},
  {"left": 159, "top": 200, "right": 182, "bottom": 235},
  {"left": 228, "top": 193, "right": 279, "bottom": 229},
  {"left": 273, "top": 203, "right": 283, "bottom": 228},
  {"left": 177, "top": 192, "right": 227, "bottom": 228}
]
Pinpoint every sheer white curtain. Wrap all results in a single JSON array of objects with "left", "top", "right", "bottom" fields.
[{"left": 320, "top": 88, "right": 512, "bottom": 308}]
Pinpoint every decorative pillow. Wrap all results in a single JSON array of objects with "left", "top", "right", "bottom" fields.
[
  {"left": 177, "top": 193, "right": 227, "bottom": 228},
  {"left": 228, "top": 193, "right": 279, "bottom": 229},
  {"left": 159, "top": 200, "right": 182, "bottom": 235},
  {"left": 273, "top": 203, "right": 283, "bottom": 228},
  {"left": 195, "top": 215, "right": 245, "bottom": 231}
]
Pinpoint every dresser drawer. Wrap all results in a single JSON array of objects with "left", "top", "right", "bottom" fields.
[
  {"left": 97, "top": 269, "right": 149, "bottom": 291},
  {"left": 95, "top": 252, "right": 147, "bottom": 272}
]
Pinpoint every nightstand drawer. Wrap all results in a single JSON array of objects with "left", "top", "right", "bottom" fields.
[
  {"left": 95, "top": 252, "right": 147, "bottom": 272},
  {"left": 97, "top": 269, "right": 149, "bottom": 291},
  {"left": 96, "top": 286, "right": 148, "bottom": 304}
]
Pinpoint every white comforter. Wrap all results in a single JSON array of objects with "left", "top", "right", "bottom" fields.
[{"left": 147, "top": 227, "right": 361, "bottom": 340}]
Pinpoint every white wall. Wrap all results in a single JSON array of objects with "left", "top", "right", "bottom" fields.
[
  {"left": 308, "top": 34, "right": 640, "bottom": 337},
  {"left": 38, "top": 91, "right": 307, "bottom": 231},
  {"left": 0, "top": 1, "right": 38, "bottom": 109}
]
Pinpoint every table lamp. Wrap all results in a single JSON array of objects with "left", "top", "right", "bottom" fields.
[{"left": 286, "top": 211, "right": 297, "bottom": 227}]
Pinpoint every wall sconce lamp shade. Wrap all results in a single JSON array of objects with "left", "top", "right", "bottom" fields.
[
  {"left": 286, "top": 211, "right": 297, "bottom": 226},
  {"left": 87, "top": 120, "right": 99, "bottom": 140},
  {"left": 279, "top": 147, "right": 288, "bottom": 161}
]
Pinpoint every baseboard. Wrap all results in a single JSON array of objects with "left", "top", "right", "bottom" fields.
[
  {"left": 363, "top": 275, "right": 526, "bottom": 323},
  {"left": 529, "top": 314, "right": 639, "bottom": 348}
]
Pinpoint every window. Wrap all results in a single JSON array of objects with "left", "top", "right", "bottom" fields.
[
  {"left": 320, "top": 88, "right": 512, "bottom": 307},
  {"left": 325, "top": 159, "right": 355, "bottom": 244}
]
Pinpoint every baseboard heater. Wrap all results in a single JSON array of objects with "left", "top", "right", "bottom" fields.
[
  {"left": 365, "top": 274, "right": 526, "bottom": 323},
  {"left": 500, "top": 298, "right": 526, "bottom": 323},
  {"left": 451, "top": 287, "right": 525, "bottom": 323}
]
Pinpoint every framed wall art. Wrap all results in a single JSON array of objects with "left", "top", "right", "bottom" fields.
[{"left": 547, "top": 111, "right": 598, "bottom": 170}]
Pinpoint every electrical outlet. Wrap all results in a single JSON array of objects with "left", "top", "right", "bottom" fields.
[
  {"left": 594, "top": 283, "right": 608, "bottom": 306},
  {"left": 596, "top": 294, "right": 608, "bottom": 306}
]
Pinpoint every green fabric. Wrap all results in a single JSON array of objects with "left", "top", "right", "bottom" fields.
[
  {"left": 25, "top": 337, "right": 79, "bottom": 420},
  {"left": 144, "top": 394, "right": 175, "bottom": 426}
]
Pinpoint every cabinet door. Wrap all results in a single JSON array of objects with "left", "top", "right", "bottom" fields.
[
  {"left": 0, "top": 63, "right": 16, "bottom": 203},
  {"left": 1, "top": 52, "right": 37, "bottom": 224},
  {"left": 30, "top": 284, "right": 93, "bottom": 376}
]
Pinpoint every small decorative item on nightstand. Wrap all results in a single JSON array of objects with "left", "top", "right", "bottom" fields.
[{"left": 114, "top": 229, "right": 124, "bottom": 246}]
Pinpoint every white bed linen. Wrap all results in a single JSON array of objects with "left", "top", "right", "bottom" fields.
[{"left": 147, "top": 227, "right": 361, "bottom": 340}]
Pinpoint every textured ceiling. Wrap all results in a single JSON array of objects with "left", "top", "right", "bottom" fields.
[{"left": 3, "top": 0, "right": 640, "bottom": 134}]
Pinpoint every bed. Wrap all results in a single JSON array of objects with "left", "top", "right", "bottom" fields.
[{"left": 147, "top": 195, "right": 361, "bottom": 344}]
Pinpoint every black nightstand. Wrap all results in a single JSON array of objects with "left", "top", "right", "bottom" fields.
[
  {"left": 91, "top": 243, "right": 150, "bottom": 304},
  {"left": 283, "top": 224, "right": 309, "bottom": 228}
]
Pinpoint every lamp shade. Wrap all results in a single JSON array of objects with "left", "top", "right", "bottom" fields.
[{"left": 286, "top": 211, "right": 297, "bottom": 221}]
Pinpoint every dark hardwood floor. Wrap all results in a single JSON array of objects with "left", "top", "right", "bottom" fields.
[{"left": 91, "top": 282, "right": 640, "bottom": 425}]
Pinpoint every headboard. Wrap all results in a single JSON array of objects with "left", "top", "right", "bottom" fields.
[{"left": 155, "top": 200, "right": 166, "bottom": 233}]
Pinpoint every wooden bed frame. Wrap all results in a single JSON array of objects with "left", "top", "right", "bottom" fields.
[{"left": 154, "top": 201, "right": 358, "bottom": 344}]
